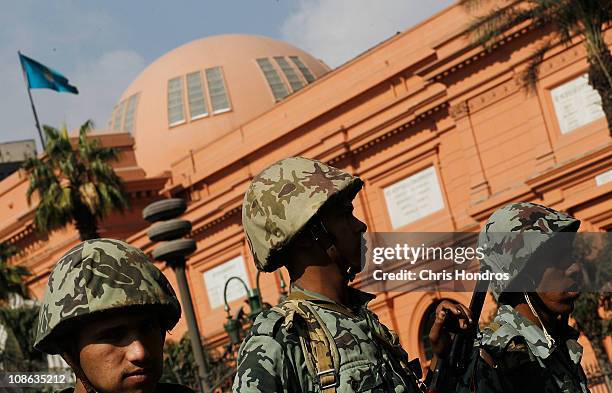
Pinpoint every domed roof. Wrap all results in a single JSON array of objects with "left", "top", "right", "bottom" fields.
[{"left": 108, "top": 34, "right": 330, "bottom": 177}]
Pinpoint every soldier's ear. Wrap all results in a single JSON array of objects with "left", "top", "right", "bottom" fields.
[{"left": 292, "top": 229, "right": 316, "bottom": 249}]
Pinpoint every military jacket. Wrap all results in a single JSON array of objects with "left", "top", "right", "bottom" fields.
[
  {"left": 232, "top": 285, "right": 422, "bottom": 392},
  {"left": 461, "top": 305, "right": 590, "bottom": 393}
]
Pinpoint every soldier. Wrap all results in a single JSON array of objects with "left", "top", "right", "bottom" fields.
[
  {"left": 33, "top": 238, "right": 195, "bottom": 393},
  {"left": 432, "top": 202, "right": 589, "bottom": 393},
  {"left": 233, "top": 156, "right": 456, "bottom": 393}
]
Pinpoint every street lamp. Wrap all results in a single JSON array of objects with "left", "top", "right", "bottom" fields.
[
  {"left": 143, "top": 198, "right": 209, "bottom": 393},
  {"left": 222, "top": 276, "right": 261, "bottom": 346},
  {"left": 222, "top": 270, "right": 288, "bottom": 346}
]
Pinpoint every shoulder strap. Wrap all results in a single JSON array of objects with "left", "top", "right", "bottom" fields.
[
  {"left": 273, "top": 299, "right": 340, "bottom": 393},
  {"left": 285, "top": 291, "right": 356, "bottom": 318}
]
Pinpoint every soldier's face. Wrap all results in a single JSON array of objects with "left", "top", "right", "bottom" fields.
[
  {"left": 75, "top": 311, "right": 164, "bottom": 393},
  {"left": 534, "top": 241, "right": 581, "bottom": 315},
  {"left": 322, "top": 200, "right": 368, "bottom": 271}
]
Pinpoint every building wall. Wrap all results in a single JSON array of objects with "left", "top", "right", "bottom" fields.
[{"left": 141, "top": 3, "right": 610, "bottom": 367}]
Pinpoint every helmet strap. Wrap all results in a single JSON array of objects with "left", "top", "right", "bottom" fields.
[
  {"left": 61, "top": 351, "right": 98, "bottom": 393},
  {"left": 309, "top": 219, "right": 355, "bottom": 282},
  {"left": 524, "top": 292, "right": 555, "bottom": 348}
]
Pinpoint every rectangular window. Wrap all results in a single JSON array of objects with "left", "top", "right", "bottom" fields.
[
  {"left": 112, "top": 100, "right": 126, "bottom": 131},
  {"left": 167, "top": 76, "right": 185, "bottom": 126},
  {"left": 205, "top": 67, "right": 231, "bottom": 114},
  {"left": 123, "top": 93, "right": 139, "bottom": 133},
  {"left": 289, "top": 56, "right": 315, "bottom": 83},
  {"left": 274, "top": 56, "right": 304, "bottom": 92},
  {"left": 256, "top": 58, "right": 289, "bottom": 101},
  {"left": 186, "top": 72, "right": 209, "bottom": 120}
]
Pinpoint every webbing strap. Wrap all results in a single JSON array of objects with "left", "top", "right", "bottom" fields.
[
  {"left": 275, "top": 299, "right": 340, "bottom": 392},
  {"left": 285, "top": 291, "right": 356, "bottom": 318}
]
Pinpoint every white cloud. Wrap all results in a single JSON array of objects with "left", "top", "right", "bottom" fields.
[{"left": 280, "top": 0, "right": 454, "bottom": 68}]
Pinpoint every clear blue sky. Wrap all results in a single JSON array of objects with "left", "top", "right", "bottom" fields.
[{"left": 1, "top": 0, "right": 453, "bottom": 150}]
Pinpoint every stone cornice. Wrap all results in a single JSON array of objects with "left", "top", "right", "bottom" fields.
[
  {"left": 449, "top": 37, "right": 585, "bottom": 119},
  {"left": 526, "top": 143, "right": 612, "bottom": 192},
  {"left": 425, "top": 23, "right": 538, "bottom": 83},
  {"left": 190, "top": 206, "right": 242, "bottom": 240},
  {"left": 467, "top": 143, "right": 612, "bottom": 222}
]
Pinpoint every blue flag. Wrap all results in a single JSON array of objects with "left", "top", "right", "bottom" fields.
[{"left": 19, "top": 52, "right": 78, "bottom": 94}]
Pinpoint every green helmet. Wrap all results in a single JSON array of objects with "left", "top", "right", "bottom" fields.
[
  {"left": 478, "top": 202, "right": 580, "bottom": 300},
  {"left": 242, "top": 157, "right": 363, "bottom": 272},
  {"left": 34, "top": 238, "right": 181, "bottom": 354}
]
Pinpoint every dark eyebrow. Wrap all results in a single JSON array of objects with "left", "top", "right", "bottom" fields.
[{"left": 93, "top": 323, "right": 126, "bottom": 335}]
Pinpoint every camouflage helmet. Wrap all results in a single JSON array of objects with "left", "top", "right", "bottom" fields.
[
  {"left": 478, "top": 202, "right": 580, "bottom": 300},
  {"left": 34, "top": 238, "right": 181, "bottom": 354},
  {"left": 242, "top": 157, "right": 363, "bottom": 272}
]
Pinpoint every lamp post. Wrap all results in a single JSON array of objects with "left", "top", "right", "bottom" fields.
[
  {"left": 222, "top": 270, "right": 288, "bottom": 347},
  {"left": 143, "top": 198, "right": 209, "bottom": 393}
]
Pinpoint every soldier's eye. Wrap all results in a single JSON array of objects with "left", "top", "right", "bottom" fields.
[
  {"left": 97, "top": 327, "right": 124, "bottom": 342},
  {"left": 141, "top": 318, "right": 159, "bottom": 332}
]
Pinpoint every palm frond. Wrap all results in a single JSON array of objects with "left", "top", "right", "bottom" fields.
[
  {"left": 0, "top": 242, "right": 30, "bottom": 301},
  {"left": 466, "top": 3, "right": 537, "bottom": 48},
  {"left": 459, "top": 0, "right": 500, "bottom": 13},
  {"left": 521, "top": 39, "right": 554, "bottom": 92},
  {"left": 24, "top": 119, "right": 130, "bottom": 238}
]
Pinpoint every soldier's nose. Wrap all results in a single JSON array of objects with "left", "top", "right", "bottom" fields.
[
  {"left": 125, "top": 338, "right": 149, "bottom": 363},
  {"left": 355, "top": 217, "right": 367, "bottom": 233},
  {"left": 566, "top": 261, "right": 582, "bottom": 284}
]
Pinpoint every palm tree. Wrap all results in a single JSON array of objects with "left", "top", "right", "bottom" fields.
[
  {"left": 461, "top": 0, "right": 612, "bottom": 132},
  {"left": 0, "top": 241, "right": 29, "bottom": 304},
  {"left": 0, "top": 240, "right": 35, "bottom": 373},
  {"left": 23, "top": 120, "right": 129, "bottom": 241}
]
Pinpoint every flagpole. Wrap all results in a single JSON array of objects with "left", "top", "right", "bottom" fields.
[{"left": 18, "top": 51, "right": 45, "bottom": 148}]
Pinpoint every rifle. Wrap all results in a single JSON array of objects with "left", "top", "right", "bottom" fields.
[{"left": 426, "top": 278, "right": 490, "bottom": 393}]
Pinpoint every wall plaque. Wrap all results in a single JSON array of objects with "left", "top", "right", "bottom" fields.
[
  {"left": 383, "top": 166, "right": 444, "bottom": 229},
  {"left": 203, "top": 255, "right": 250, "bottom": 309},
  {"left": 551, "top": 74, "right": 604, "bottom": 134},
  {"left": 595, "top": 169, "right": 612, "bottom": 187}
]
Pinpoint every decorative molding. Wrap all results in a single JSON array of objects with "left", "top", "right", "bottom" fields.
[
  {"left": 467, "top": 75, "right": 522, "bottom": 113},
  {"left": 429, "top": 25, "right": 537, "bottom": 83},
  {"left": 351, "top": 102, "right": 448, "bottom": 157},
  {"left": 449, "top": 101, "right": 469, "bottom": 120},
  {"left": 190, "top": 206, "right": 241, "bottom": 239},
  {"left": 537, "top": 45, "right": 583, "bottom": 80}
]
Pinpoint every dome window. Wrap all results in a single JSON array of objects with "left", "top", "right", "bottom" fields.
[
  {"left": 290, "top": 56, "right": 316, "bottom": 84},
  {"left": 187, "top": 71, "right": 209, "bottom": 120},
  {"left": 106, "top": 106, "right": 115, "bottom": 129},
  {"left": 123, "top": 93, "right": 140, "bottom": 133},
  {"left": 167, "top": 76, "right": 186, "bottom": 127},
  {"left": 205, "top": 66, "right": 231, "bottom": 114},
  {"left": 112, "top": 100, "right": 126, "bottom": 131},
  {"left": 274, "top": 56, "right": 304, "bottom": 92},
  {"left": 256, "top": 58, "right": 289, "bottom": 102}
]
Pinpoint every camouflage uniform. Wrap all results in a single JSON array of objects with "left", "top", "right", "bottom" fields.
[
  {"left": 33, "top": 238, "right": 194, "bottom": 393},
  {"left": 460, "top": 202, "right": 589, "bottom": 393},
  {"left": 234, "top": 157, "right": 422, "bottom": 392},
  {"left": 233, "top": 284, "right": 421, "bottom": 392}
]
